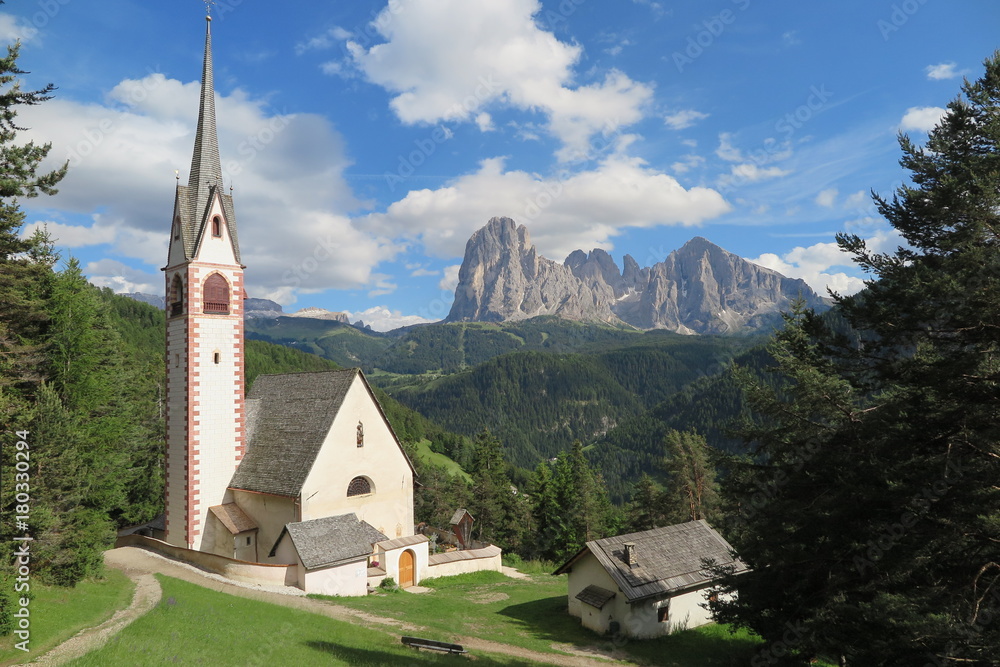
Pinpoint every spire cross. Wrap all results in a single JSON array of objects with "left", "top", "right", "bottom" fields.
[{"left": 204, "top": 0, "right": 216, "bottom": 18}]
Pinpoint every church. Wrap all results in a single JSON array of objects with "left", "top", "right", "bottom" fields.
[{"left": 129, "top": 15, "right": 501, "bottom": 595}]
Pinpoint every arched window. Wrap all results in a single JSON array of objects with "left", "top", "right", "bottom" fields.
[
  {"left": 203, "top": 273, "right": 230, "bottom": 314},
  {"left": 169, "top": 274, "right": 184, "bottom": 317},
  {"left": 212, "top": 216, "right": 222, "bottom": 237},
  {"left": 347, "top": 476, "right": 372, "bottom": 497}
]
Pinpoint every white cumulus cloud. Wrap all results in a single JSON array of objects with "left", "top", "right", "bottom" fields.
[
  {"left": 925, "top": 62, "right": 966, "bottom": 80},
  {"left": 19, "top": 72, "right": 400, "bottom": 306},
  {"left": 362, "top": 153, "right": 731, "bottom": 261},
  {"left": 815, "top": 188, "right": 838, "bottom": 208},
  {"left": 341, "top": 0, "right": 653, "bottom": 162},
  {"left": 900, "top": 106, "right": 947, "bottom": 133},
  {"left": 439, "top": 264, "right": 462, "bottom": 292},
  {"left": 346, "top": 306, "right": 435, "bottom": 331},
  {"left": 749, "top": 229, "right": 903, "bottom": 297}
]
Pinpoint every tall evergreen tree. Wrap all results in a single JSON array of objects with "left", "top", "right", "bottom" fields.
[
  {"left": 468, "top": 429, "right": 527, "bottom": 550},
  {"left": 661, "top": 429, "right": 720, "bottom": 524},
  {"left": 551, "top": 441, "right": 613, "bottom": 560},
  {"left": 712, "top": 53, "right": 1000, "bottom": 665},
  {"left": 0, "top": 37, "right": 68, "bottom": 605},
  {"left": 0, "top": 40, "right": 66, "bottom": 400},
  {"left": 625, "top": 472, "right": 666, "bottom": 532}
]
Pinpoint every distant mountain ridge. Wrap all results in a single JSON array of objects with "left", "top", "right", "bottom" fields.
[
  {"left": 121, "top": 294, "right": 354, "bottom": 324},
  {"left": 446, "top": 217, "right": 829, "bottom": 334}
]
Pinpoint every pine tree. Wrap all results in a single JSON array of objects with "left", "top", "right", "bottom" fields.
[
  {"left": 0, "top": 38, "right": 68, "bottom": 605},
  {"left": 661, "top": 430, "right": 720, "bottom": 524},
  {"left": 468, "top": 429, "right": 527, "bottom": 550},
  {"left": 528, "top": 460, "right": 563, "bottom": 560},
  {"left": 713, "top": 53, "right": 1000, "bottom": 665},
  {"left": 550, "top": 441, "right": 613, "bottom": 560},
  {"left": 0, "top": 38, "right": 66, "bottom": 400},
  {"left": 626, "top": 473, "right": 666, "bottom": 532}
]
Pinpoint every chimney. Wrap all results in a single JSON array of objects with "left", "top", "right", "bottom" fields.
[{"left": 624, "top": 542, "right": 637, "bottom": 566}]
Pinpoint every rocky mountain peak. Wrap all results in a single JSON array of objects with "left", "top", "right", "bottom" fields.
[{"left": 446, "top": 218, "right": 830, "bottom": 334}]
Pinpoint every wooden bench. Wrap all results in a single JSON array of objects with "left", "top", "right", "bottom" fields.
[{"left": 401, "top": 636, "right": 468, "bottom": 655}]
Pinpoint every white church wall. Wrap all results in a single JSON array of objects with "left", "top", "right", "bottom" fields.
[
  {"left": 187, "top": 262, "right": 244, "bottom": 552},
  {"left": 192, "top": 197, "right": 239, "bottom": 266},
  {"left": 231, "top": 490, "right": 296, "bottom": 563},
  {"left": 299, "top": 374, "right": 414, "bottom": 537},
  {"left": 163, "top": 309, "right": 189, "bottom": 548}
]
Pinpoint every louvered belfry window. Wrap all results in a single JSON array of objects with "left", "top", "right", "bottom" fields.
[
  {"left": 347, "top": 476, "right": 372, "bottom": 497},
  {"left": 169, "top": 275, "right": 184, "bottom": 317},
  {"left": 203, "top": 273, "right": 230, "bottom": 314}
]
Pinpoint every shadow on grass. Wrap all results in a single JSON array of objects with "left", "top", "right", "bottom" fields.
[
  {"left": 498, "top": 597, "right": 762, "bottom": 667},
  {"left": 304, "top": 640, "right": 537, "bottom": 666},
  {"left": 497, "top": 596, "right": 609, "bottom": 648}
]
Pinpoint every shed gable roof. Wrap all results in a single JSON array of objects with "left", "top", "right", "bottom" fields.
[
  {"left": 229, "top": 368, "right": 414, "bottom": 497},
  {"left": 271, "top": 513, "right": 387, "bottom": 570},
  {"left": 576, "top": 584, "right": 616, "bottom": 609},
  {"left": 554, "top": 520, "right": 747, "bottom": 603},
  {"left": 208, "top": 503, "right": 257, "bottom": 535}
]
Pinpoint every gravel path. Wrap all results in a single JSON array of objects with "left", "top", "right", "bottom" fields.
[
  {"left": 31, "top": 546, "right": 623, "bottom": 667},
  {"left": 26, "top": 571, "right": 160, "bottom": 666}
]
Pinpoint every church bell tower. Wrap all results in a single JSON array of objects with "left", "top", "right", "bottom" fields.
[{"left": 163, "top": 15, "right": 246, "bottom": 550}]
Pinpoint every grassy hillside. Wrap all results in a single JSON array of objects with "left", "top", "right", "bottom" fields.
[
  {"left": 63, "top": 571, "right": 768, "bottom": 666},
  {"left": 245, "top": 316, "right": 393, "bottom": 368}
]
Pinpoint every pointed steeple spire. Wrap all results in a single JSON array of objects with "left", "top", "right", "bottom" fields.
[
  {"left": 188, "top": 15, "right": 222, "bottom": 211},
  {"left": 169, "top": 13, "right": 241, "bottom": 267}
]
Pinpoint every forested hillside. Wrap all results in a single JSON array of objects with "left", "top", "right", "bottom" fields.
[{"left": 387, "top": 334, "right": 752, "bottom": 471}]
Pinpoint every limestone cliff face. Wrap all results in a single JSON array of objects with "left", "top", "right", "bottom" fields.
[
  {"left": 446, "top": 218, "right": 829, "bottom": 333},
  {"left": 447, "top": 217, "right": 619, "bottom": 324}
]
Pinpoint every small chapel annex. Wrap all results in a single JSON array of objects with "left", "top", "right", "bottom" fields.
[{"left": 118, "top": 15, "right": 501, "bottom": 595}]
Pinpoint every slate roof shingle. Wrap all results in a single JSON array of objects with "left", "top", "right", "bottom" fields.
[
  {"left": 273, "top": 513, "right": 387, "bottom": 570},
  {"left": 554, "top": 520, "right": 747, "bottom": 603},
  {"left": 576, "top": 585, "right": 616, "bottom": 609},
  {"left": 229, "top": 369, "right": 413, "bottom": 497}
]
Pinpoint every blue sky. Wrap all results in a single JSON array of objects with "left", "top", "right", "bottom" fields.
[{"left": 6, "top": 0, "right": 999, "bottom": 329}]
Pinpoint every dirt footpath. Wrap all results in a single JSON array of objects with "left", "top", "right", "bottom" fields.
[
  {"left": 26, "top": 572, "right": 160, "bottom": 666},
  {"left": 30, "top": 547, "right": 624, "bottom": 667}
]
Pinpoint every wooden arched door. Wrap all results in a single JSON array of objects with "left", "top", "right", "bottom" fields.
[{"left": 399, "top": 549, "right": 415, "bottom": 588}]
